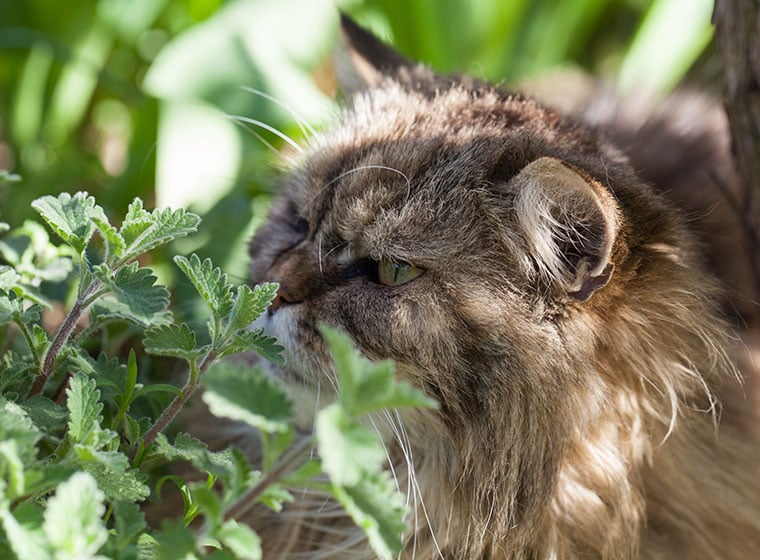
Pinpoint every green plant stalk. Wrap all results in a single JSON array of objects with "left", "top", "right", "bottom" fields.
[
  {"left": 14, "top": 319, "right": 42, "bottom": 370},
  {"left": 222, "top": 434, "right": 314, "bottom": 523},
  {"left": 27, "top": 280, "right": 103, "bottom": 397},
  {"left": 130, "top": 351, "right": 217, "bottom": 464}
]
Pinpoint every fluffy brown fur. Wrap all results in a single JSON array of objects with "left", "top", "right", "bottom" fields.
[{"left": 237, "top": 16, "right": 760, "bottom": 559}]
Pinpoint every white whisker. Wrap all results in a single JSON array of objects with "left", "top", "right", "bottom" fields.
[
  {"left": 241, "top": 86, "right": 317, "bottom": 137},
  {"left": 225, "top": 114, "right": 304, "bottom": 153}
]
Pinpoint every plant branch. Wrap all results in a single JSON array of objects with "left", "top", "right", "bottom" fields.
[
  {"left": 130, "top": 351, "right": 217, "bottom": 464},
  {"left": 27, "top": 280, "right": 101, "bottom": 397},
  {"left": 223, "top": 434, "right": 314, "bottom": 522}
]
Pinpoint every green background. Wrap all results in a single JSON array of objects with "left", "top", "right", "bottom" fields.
[{"left": 0, "top": 0, "right": 719, "bottom": 284}]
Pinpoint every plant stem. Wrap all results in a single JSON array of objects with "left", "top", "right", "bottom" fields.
[
  {"left": 223, "top": 434, "right": 314, "bottom": 522},
  {"left": 15, "top": 320, "right": 41, "bottom": 370},
  {"left": 27, "top": 280, "right": 100, "bottom": 397},
  {"left": 129, "top": 351, "right": 216, "bottom": 464}
]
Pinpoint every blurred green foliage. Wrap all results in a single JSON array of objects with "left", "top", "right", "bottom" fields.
[{"left": 0, "top": 0, "right": 716, "bottom": 288}]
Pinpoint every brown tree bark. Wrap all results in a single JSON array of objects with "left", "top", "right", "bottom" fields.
[{"left": 713, "top": 0, "right": 760, "bottom": 294}]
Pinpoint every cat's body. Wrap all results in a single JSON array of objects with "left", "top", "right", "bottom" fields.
[{"left": 237, "top": 16, "right": 760, "bottom": 559}]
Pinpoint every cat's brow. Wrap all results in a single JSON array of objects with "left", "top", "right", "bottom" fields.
[{"left": 310, "top": 164, "right": 412, "bottom": 237}]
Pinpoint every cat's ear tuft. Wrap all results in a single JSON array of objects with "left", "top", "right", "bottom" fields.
[
  {"left": 336, "top": 13, "right": 414, "bottom": 93},
  {"left": 511, "top": 157, "right": 620, "bottom": 301}
]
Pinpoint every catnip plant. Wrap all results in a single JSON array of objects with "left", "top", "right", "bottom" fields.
[{"left": 0, "top": 191, "right": 435, "bottom": 560}]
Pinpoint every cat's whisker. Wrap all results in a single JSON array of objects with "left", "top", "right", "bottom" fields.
[
  {"left": 240, "top": 86, "right": 317, "bottom": 137},
  {"left": 225, "top": 115, "right": 304, "bottom": 154},
  {"left": 229, "top": 119, "right": 280, "bottom": 155}
]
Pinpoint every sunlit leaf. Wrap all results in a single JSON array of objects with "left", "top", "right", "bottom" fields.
[
  {"left": 216, "top": 520, "right": 262, "bottom": 560},
  {"left": 43, "top": 472, "right": 108, "bottom": 558},
  {"left": 92, "top": 263, "right": 170, "bottom": 322},
  {"left": 223, "top": 283, "right": 278, "bottom": 336},
  {"left": 144, "top": 323, "right": 198, "bottom": 362},
  {"left": 31, "top": 192, "right": 97, "bottom": 254},
  {"left": 331, "top": 471, "right": 407, "bottom": 560},
  {"left": 173, "top": 254, "right": 233, "bottom": 319},
  {"left": 202, "top": 364, "right": 292, "bottom": 433},
  {"left": 66, "top": 374, "right": 103, "bottom": 446}
]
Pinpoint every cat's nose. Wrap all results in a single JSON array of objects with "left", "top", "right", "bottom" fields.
[{"left": 268, "top": 284, "right": 296, "bottom": 314}]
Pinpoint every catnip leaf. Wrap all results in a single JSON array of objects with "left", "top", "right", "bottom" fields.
[
  {"left": 155, "top": 521, "right": 197, "bottom": 560},
  {"left": 20, "top": 396, "right": 67, "bottom": 433},
  {"left": 90, "top": 208, "right": 125, "bottom": 264},
  {"left": 113, "top": 501, "right": 147, "bottom": 549},
  {"left": 90, "top": 298, "right": 173, "bottom": 328},
  {"left": 0, "top": 266, "right": 19, "bottom": 290},
  {"left": 315, "top": 404, "right": 385, "bottom": 487},
  {"left": 223, "top": 283, "right": 278, "bottom": 336},
  {"left": 43, "top": 472, "right": 108, "bottom": 559},
  {"left": 216, "top": 329, "right": 284, "bottom": 364},
  {"left": 92, "top": 263, "right": 170, "bottom": 322},
  {"left": 216, "top": 520, "right": 262, "bottom": 560},
  {"left": 81, "top": 463, "right": 150, "bottom": 502},
  {"left": 31, "top": 192, "right": 97, "bottom": 254},
  {"left": 119, "top": 199, "right": 200, "bottom": 263},
  {"left": 74, "top": 445, "right": 130, "bottom": 473},
  {"left": 0, "top": 398, "right": 42, "bottom": 464},
  {"left": 144, "top": 323, "right": 198, "bottom": 361},
  {"left": 0, "top": 440, "right": 26, "bottom": 499},
  {"left": 330, "top": 470, "right": 407, "bottom": 560},
  {"left": 66, "top": 374, "right": 103, "bottom": 446},
  {"left": 173, "top": 254, "right": 233, "bottom": 319},
  {"left": 0, "top": 500, "right": 51, "bottom": 560},
  {"left": 202, "top": 364, "right": 292, "bottom": 433},
  {"left": 319, "top": 325, "right": 437, "bottom": 416}
]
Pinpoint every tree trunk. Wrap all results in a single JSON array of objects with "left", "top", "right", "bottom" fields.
[{"left": 712, "top": 0, "right": 760, "bottom": 294}]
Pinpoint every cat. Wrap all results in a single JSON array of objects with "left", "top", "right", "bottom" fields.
[{"left": 241, "top": 14, "right": 760, "bottom": 559}]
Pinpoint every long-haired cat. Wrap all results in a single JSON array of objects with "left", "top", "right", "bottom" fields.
[{"left": 241, "top": 15, "right": 760, "bottom": 559}]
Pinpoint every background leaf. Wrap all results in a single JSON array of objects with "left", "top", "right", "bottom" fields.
[{"left": 202, "top": 364, "right": 292, "bottom": 433}]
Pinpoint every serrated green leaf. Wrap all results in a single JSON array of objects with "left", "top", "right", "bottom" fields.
[
  {"left": 81, "top": 463, "right": 150, "bottom": 502},
  {"left": 216, "top": 329, "right": 284, "bottom": 364},
  {"left": 113, "top": 501, "right": 147, "bottom": 548},
  {"left": 90, "top": 298, "right": 173, "bottom": 328},
  {"left": 319, "top": 325, "right": 437, "bottom": 416},
  {"left": 316, "top": 405, "right": 385, "bottom": 487},
  {"left": 190, "top": 484, "right": 222, "bottom": 524},
  {"left": 92, "top": 263, "right": 170, "bottom": 322},
  {"left": 0, "top": 266, "right": 19, "bottom": 290},
  {"left": 0, "top": 504, "right": 50, "bottom": 560},
  {"left": 202, "top": 364, "right": 292, "bottom": 433},
  {"left": 66, "top": 374, "right": 103, "bottom": 446},
  {"left": 144, "top": 323, "right": 198, "bottom": 361},
  {"left": 155, "top": 521, "right": 196, "bottom": 560},
  {"left": 119, "top": 199, "right": 200, "bottom": 263},
  {"left": 153, "top": 434, "right": 245, "bottom": 483},
  {"left": 90, "top": 208, "right": 125, "bottom": 264},
  {"left": 31, "top": 192, "right": 97, "bottom": 254},
  {"left": 216, "top": 520, "right": 261, "bottom": 560},
  {"left": 331, "top": 471, "right": 407, "bottom": 560},
  {"left": 74, "top": 445, "right": 130, "bottom": 473},
  {"left": 43, "top": 472, "right": 108, "bottom": 558},
  {"left": 20, "top": 396, "right": 67, "bottom": 433},
  {"left": 0, "top": 291, "right": 41, "bottom": 327},
  {"left": 0, "top": 440, "right": 26, "bottom": 499},
  {"left": 223, "top": 283, "right": 278, "bottom": 337},
  {"left": 173, "top": 254, "right": 233, "bottom": 319},
  {"left": 0, "top": 398, "right": 42, "bottom": 464}
]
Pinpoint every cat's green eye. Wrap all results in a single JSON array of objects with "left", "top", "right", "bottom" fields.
[{"left": 378, "top": 259, "right": 425, "bottom": 286}]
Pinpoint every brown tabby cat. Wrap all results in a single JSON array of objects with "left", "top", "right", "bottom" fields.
[{"left": 242, "top": 15, "right": 760, "bottom": 559}]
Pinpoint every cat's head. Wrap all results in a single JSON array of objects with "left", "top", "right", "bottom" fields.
[{"left": 249, "top": 14, "right": 725, "bottom": 537}]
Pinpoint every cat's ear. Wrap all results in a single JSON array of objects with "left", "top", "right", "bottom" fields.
[
  {"left": 336, "top": 13, "right": 416, "bottom": 93},
  {"left": 511, "top": 157, "right": 620, "bottom": 301}
]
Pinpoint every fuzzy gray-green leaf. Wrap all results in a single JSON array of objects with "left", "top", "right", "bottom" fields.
[
  {"left": 202, "top": 364, "right": 292, "bottom": 433},
  {"left": 93, "top": 263, "right": 170, "bottom": 322},
  {"left": 174, "top": 254, "right": 233, "bottom": 319},
  {"left": 224, "top": 283, "right": 278, "bottom": 336},
  {"left": 144, "top": 323, "right": 198, "bottom": 362},
  {"left": 119, "top": 200, "right": 200, "bottom": 263},
  {"left": 66, "top": 374, "right": 103, "bottom": 446},
  {"left": 31, "top": 192, "right": 97, "bottom": 253}
]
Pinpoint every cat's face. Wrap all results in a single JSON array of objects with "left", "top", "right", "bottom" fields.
[{"left": 248, "top": 16, "right": 692, "bottom": 509}]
